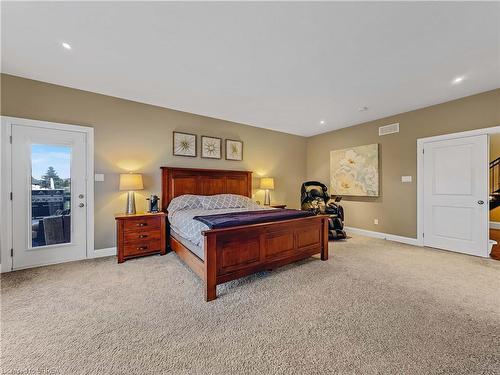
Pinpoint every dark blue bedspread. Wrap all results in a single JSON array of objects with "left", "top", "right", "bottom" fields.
[{"left": 193, "top": 209, "right": 314, "bottom": 229}]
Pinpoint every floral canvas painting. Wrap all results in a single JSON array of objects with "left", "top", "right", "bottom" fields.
[{"left": 330, "top": 144, "right": 379, "bottom": 196}]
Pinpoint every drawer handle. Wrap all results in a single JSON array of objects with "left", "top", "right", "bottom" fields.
[
  {"left": 137, "top": 246, "right": 148, "bottom": 251},
  {"left": 138, "top": 234, "right": 148, "bottom": 239},
  {"left": 136, "top": 223, "right": 147, "bottom": 227}
]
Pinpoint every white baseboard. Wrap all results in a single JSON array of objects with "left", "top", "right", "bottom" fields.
[
  {"left": 345, "top": 226, "right": 420, "bottom": 246},
  {"left": 93, "top": 247, "right": 116, "bottom": 258},
  {"left": 490, "top": 221, "right": 500, "bottom": 229},
  {"left": 0, "top": 248, "right": 117, "bottom": 273}
]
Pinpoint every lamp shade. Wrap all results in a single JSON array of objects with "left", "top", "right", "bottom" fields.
[
  {"left": 119, "top": 173, "right": 144, "bottom": 191},
  {"left": 260, "top": 177, "right": 275, "bottom": 190}
]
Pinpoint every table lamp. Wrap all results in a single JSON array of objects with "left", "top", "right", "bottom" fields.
[
  {"left": 119, "top": 173, "right": 144, "bottom": 214},
  {"left": 260, "top": 177, "right": 274, "bottom": 206}
]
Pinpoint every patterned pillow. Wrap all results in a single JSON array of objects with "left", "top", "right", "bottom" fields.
[
  {"left": 200, "top": 194, "right": 259, "bottom": 209},
  {"left": 167, "top": 194, "right": 202, "bottom": 214}
]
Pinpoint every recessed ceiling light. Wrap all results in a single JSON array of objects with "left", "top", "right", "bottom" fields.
[
  {"left": 62, "top": 42, "right": 72, "bottom": 50},
  {"left": 358, "top": 106, "right": 368, "bottom": 112},
  {"left": 320, "top": 120, "right": 325, "bottom": 125},
  {"left": 452, "top": 76, "right": 465, "bottom": 85}
]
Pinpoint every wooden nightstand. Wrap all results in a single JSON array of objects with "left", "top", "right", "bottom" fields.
[
  {"left": 270, "top": 204, "right": 287, "bottom": 209},
  {"left": 115, "top": 212, "right": 166, "bottom": 263}
]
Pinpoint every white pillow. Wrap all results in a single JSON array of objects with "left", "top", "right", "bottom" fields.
[{"left": 200, "top": 194, "right": 258, "bottom": 209}]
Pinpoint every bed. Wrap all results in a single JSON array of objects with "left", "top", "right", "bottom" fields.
[{"left": 161, "top": 167, "right": 329, "bottom": 301}]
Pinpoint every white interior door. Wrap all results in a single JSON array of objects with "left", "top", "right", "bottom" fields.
[
  {"left": 423, "top": 134, "right": 488, "bottom": 257},
  {"left": 11, "top": 124, "right": 88, "bottom": 269}
]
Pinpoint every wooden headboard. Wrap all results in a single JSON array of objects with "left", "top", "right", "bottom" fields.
[{"left": 161, "top": 167, "right": 252, "bottom": 211}]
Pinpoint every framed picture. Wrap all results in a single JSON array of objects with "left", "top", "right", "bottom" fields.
[
  {"left": 201, "top": 136, "right": 222, "bottom": 159},
  {"left": 225, "top": 139, "right": 243, "bottom": 161},
  {"left": 173, "top": 131, "right": 197, "bottom": 157},
  {"left": 330, "top": 143, "right": 379, "bottom": 196}
]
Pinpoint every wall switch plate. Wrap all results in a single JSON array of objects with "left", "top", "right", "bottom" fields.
[
  {"left": 94, "top": 173, "right": 104, "bottom": 182},
  {"left": 374, "top": 219, "right": 379, "bottom": 225},
  {"left": 401, "top": 176, "right": 412, "bottom": 183}
]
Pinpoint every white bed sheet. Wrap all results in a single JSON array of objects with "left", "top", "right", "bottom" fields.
[{"left": 169, "top": 207, "right": 271, "bottom": 247}]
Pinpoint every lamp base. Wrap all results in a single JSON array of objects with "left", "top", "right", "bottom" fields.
[
  {"left": 126, "top": 191, "right": 136, "bottom": 214},
  {"left": 264, "top": 189, "right": 271, "bottom": 206}
]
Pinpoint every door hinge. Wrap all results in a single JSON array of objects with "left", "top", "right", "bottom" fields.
[
  {"left": 422, "top": 148, "right": 425, "bottom": 154},
  {"left": 423, "top": 232, "right": 425, "bottom": 238},
  {"left": 10, "top": 248, "right": 13, "bottom": 257},
  {"left": 10, "top": 192, "right": 13, "bottom": 200},
  {"left": 9, "top": 135, "right": 12, "bottom": 144}
]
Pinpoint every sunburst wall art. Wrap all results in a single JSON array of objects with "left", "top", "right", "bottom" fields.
[
  {"left": 173, "top": 132, "right": 197, "bottom": 157},
  {"left": 201, "top": 136, "right": 222, "bottom": 159},
  {"left": 330, "top": 143, "right": 379, "bottom": 196},
  {"left": 225, "top": 139, "right": 243, "bottom": 161}
]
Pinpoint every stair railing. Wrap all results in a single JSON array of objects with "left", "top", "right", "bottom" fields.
[{"left": 490, "top": 156, "right": 500, "bottom": 194}]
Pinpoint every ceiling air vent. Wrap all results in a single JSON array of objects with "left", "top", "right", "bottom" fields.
[{"left": 379, "top": 123, "right": 399, "bottom": 136}]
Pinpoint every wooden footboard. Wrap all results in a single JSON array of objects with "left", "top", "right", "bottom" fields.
[{"left": 203, "top": 215, "right": 329, "bottom": 301}]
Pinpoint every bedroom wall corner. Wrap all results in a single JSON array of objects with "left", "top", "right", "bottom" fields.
[
  {"left": 306, "top": 89, "right": 500, "bottom": 238},
  {"left": 0, "top": 74, "right": 308, "bottom": 250}
]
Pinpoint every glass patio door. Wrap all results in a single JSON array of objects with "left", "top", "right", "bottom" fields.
[{"left": 11, "top": 124, "right": 87, "bottom": 269}]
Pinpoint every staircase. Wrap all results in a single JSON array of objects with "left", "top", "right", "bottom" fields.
[{"left": 490, "top": 157, "right": 500, "bottom": 210}]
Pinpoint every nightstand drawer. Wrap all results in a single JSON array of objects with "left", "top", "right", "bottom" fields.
[
  {"left": 123, "top": 240, "right": 162, "bottom": 257},
  {"left": 123, "top": 217, "right": 161, "bottom": 232},
  {"left": 124, "top": 230, "right": 162, "bottom": 242},
  {"left": 115, "top": 212, "right": 166, "bottom": 263}
]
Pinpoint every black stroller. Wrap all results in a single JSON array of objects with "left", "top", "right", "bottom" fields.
[{"left": 301, "top": 181, "right": 347, "bottom": 240}]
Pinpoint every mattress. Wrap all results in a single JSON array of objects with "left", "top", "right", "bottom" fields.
[
  {"left": 167, "top": 194, "right": 274, "bottom": 254},
  {"left": 171, "top": 229, "right": 205, "bottom": 260},
  {"left": 169, "top": 207, "right": 273, "bottom": 247}
]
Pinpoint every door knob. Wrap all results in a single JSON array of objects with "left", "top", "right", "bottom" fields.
[
  {"left": 478, "top": 200, "right": 484, "bottom": 205},
  {"left": 79, "top": 203, "right": 85, "bottom": 207},
  {"left": 79, "top": 194, "right": 84, "bottom": 199}
]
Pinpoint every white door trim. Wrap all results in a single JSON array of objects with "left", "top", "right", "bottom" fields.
[
  {"left": 0, "top": 116, "right": 94, "bottom": 272},
  {"left": 417, "top": 125, "right": 500, "bottom": 254}
]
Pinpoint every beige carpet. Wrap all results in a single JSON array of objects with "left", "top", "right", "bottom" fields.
[{"left": 1, "top": 234, "right": 500, "bottom": 375}]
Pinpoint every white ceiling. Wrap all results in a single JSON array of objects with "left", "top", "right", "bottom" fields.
[{"left": 2, "top": 2, "right": 499, "bottom": 136}]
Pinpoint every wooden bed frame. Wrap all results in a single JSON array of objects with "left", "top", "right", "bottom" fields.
[{"left": 161, "top": 167, "right": 329, "bottom": 301}]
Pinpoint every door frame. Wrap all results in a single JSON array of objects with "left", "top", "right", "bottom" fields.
[
  {"left": 417, "top": 125, "right": 500, "bottom": 256},
  {"left": 1, "top": 116, "right": 94, "bottom": 272}
]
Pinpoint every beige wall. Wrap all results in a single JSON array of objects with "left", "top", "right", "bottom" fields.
[
  {"left": 1, "top": 74, "right": 307, "bottom": 249},
  {"left": 490, "top": 133, "right": 500, "bottom": 162},
  {"left": 2, "top": 73, "right": 499, "bottom": 247},
  {"left": 307, "top": 89, "right": 500, "bottom": 238}
]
